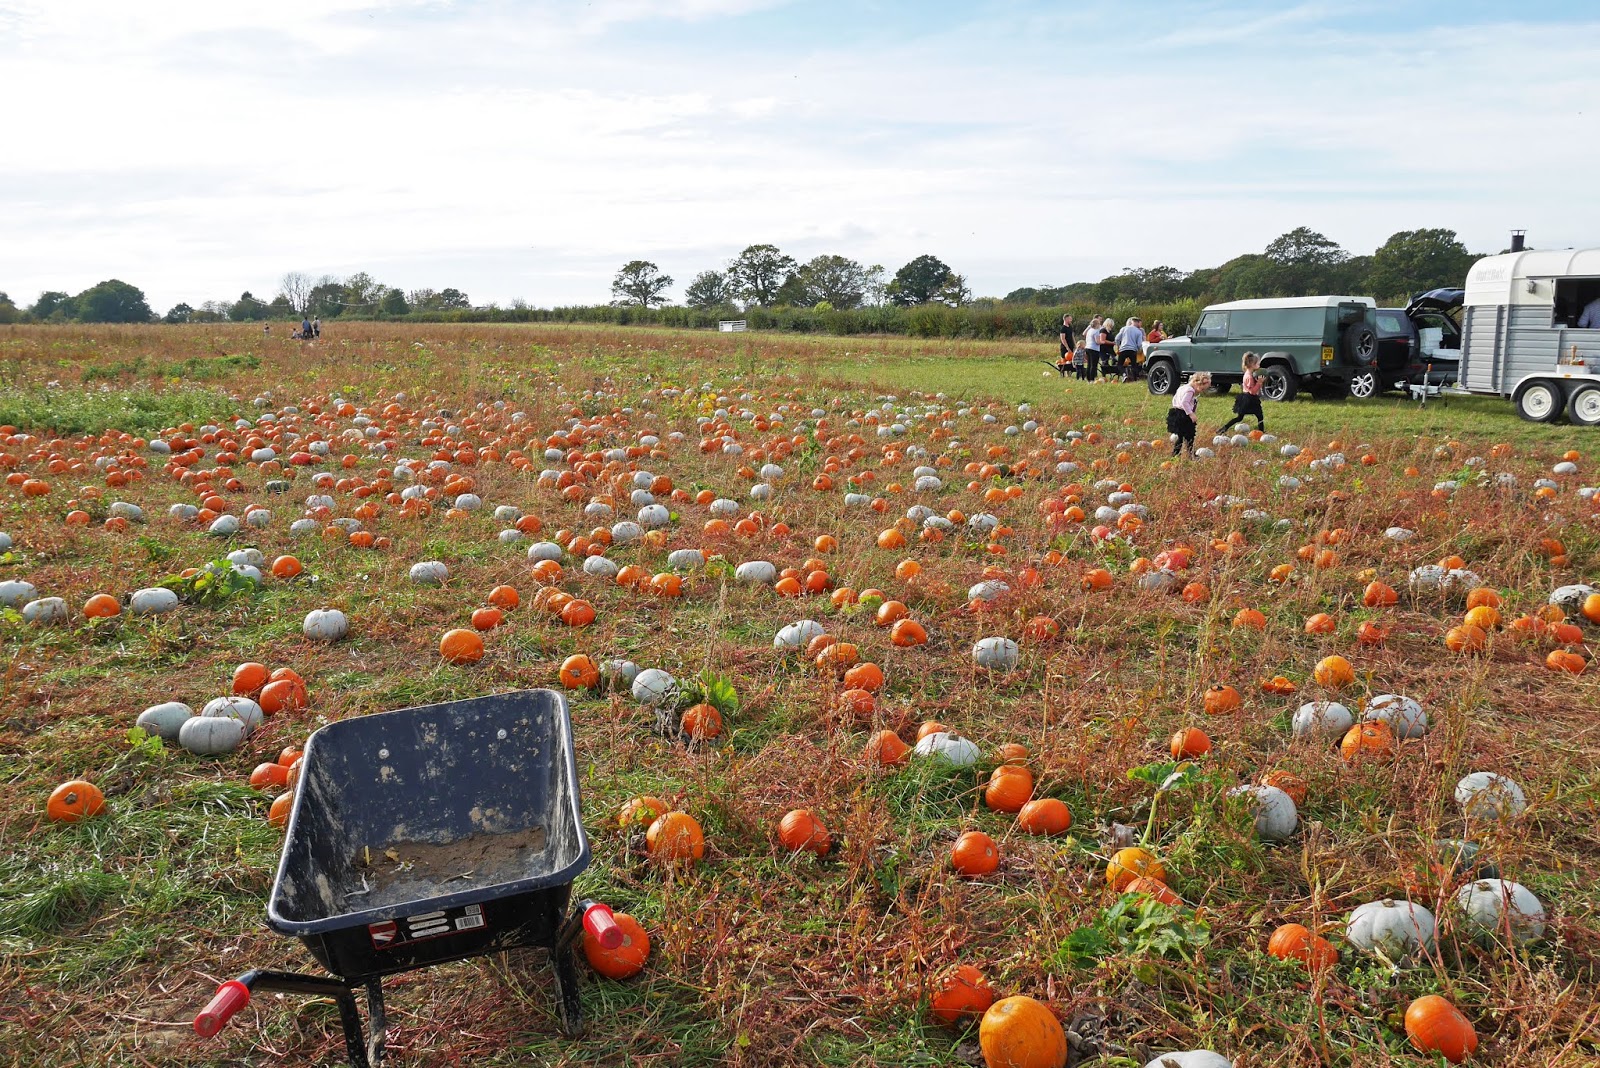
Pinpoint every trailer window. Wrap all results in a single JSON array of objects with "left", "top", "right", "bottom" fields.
[{"left": 1553, "top": 278, "right": 1600, "bottom": 328}]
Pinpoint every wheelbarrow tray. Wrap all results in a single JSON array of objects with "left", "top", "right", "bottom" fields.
[{"left": 267, "top": 689, "right": 590, "bottom": 982}]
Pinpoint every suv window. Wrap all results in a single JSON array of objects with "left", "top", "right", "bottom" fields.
[
  {"left": 1229, "top": 308, "right": 1322, "bottom": 338},
  {"left": 1375, "top": 311, "right": 1408, "bottom": 334},
  {"left": 1194, "top": 311, "right": 1228, "bottom": 339}
]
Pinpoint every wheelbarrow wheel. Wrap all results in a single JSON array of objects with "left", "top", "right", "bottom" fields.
[{"left": 553, "top": 945, "right": 585, "bottom": 1037}]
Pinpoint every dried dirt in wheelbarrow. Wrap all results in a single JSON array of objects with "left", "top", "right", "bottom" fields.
[{"left": 350, "top": 826, "right": 548, "bottom": 909}]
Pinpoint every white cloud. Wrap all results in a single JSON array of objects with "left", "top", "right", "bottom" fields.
[{"left": 1, "top": 2, "right": 1597, "bottom": 310}]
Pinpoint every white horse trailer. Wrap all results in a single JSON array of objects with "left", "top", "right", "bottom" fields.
[{"left": 1457, "top": 247, "right": 1600, "bottom": 423}]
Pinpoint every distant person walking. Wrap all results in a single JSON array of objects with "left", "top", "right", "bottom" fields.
[
  {"left": 312, "top": 317, "right": 322, "bottom": 338},
  {"left": 1083, "top": 315, "right": 1103, "bottom": 381},
  {"left": 299, "top": 316, "right": 313, "bottom": 340},
  {"left": 263, "top": 324, "right": 270, "bottom": 336},
  {"left": 1095, "top": 316, "right": 1115, "bottom": 380},
  {"left": 1219, "top": 352, "right": 1267, "bottom": 434},
  {"left": 1114, "top": 316, "right": 1145, "bottom": 381},
  {"left": 1054, "top": 314, "right": 1076, "bottom": 376},
  {"left": 1167, "top": 372, "right": 1209, "bottom": 456}
]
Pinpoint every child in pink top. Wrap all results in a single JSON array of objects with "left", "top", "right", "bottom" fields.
[
  {"left": 1220, "top": 351, "right": 1266, "bottom": 433},
  {"left": 1167, "top": 372, "right": 1210, "bottom": 456}
]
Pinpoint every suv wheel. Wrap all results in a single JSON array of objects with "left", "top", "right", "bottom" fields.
[
  {"left": 1342, "top": 325, "right": 1378, "bottom": 365},
  {"left": 1348, "top": 370, "right": 1378, "bottom": 399},
  {"left": 1146, "top": 360, "right": 1178, "bottom": 396},
  {"left": 1515, "top": 380, "right": 1563, "bottom": 423},
  {"left": 1260, "top": 365, "right": 1298, "bottom": 403}
]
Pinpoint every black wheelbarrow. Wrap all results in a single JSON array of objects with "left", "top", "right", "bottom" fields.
[{"left": 193, "top": 689, "right": 620, "bottom": 1066}]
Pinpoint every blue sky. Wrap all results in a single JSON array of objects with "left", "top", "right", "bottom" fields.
[{"left": 2, "top": 0, "right": 1598, "bottom": 312}]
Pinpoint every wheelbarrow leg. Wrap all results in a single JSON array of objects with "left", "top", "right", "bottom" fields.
[
  {"left": 365, "top": 980, "right": 387, "bottom": 1065},
  {"left": 552, "top": 944, "right": 584, "bottom": 1037}
]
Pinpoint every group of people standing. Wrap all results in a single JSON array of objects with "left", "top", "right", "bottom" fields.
[{"left": 1054, "top": 314, "right": 1167, "bottom": 382}]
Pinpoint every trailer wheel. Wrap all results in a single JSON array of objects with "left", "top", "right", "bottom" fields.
[
  {"left": 1567, "top": 386, "right": 1600, "bottom": 426},
  {"left": 1347, "top": 370, "right": 1378, "bottom": 399},
  {"left": 1515, "top": 380, "right": 1563, "bottom": 423}
]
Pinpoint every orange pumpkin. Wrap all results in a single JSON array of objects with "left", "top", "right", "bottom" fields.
[
  {"left": 1170, "top": 727, "right": 1211, "bottom": 758},
  {"left": 1232, "top": 608, "right": 1267, "bottom": 630},
  {"left": 439, "top": 628, "right": 485, "bottom": 665},
  {"left": 1106, "top": 847, "right": 1164, "bottom": 891},
  {"left": 617, "top": 796, "right": 668, "bottom": 829},
  {"left": 978, "top": 996, "right": 1068, "bottom": 1068},
  {"left": 1202, "top": 684, "right": 1241, "bottom": 715},
  {"left": 951, "top": 831, "right": 1000, "bottom": 876},
  {"left": 864, "top": 730, "right": 911, "bottom": 766},
  {"left": 232, "top": 662, "right": 270, "bottom": 697},
  {"left": 1362, "top": 581, "right": 1399, "bottom": 608},
  {"left": 984, "top": 765, "right": 1034, "bottom": 813},
  {"left": 1016, "top": 798, "right": 1072, "bottom": 835},
  {"left": 583, "top": 911, "right": 651, "bottom": 980},
  {"left": 1123, "top": 876, "right": 1181, "bottom": 906},
  {"left": 83, "top": 593, "right": 121, "bottom": 619},
  {"left": 929, "top": 963, "right": 995, "bottom": 1026},
  {"left": 1405, "top": 995, "right": 1478, "bottom": 1064},
  {"left": 1267, "top": 923, "right": 1337, "bottom": 971},
  {"left": 1313, "top": 655, "right": 1355, "bottom": 689},
  {"left": 559, "top": 654, "right": 600, "bottom": 689},
  {"left": 1340, "top": 721, "right": 1395, "bottom": 762},
  {"left": 777, "top": 809, "right": 831, "bottom": 855},
  {"left": 46, "top": 780, "right": 106, "bottom": 822},
  {"left": 645, "top": 811, "right": 705, "bottom": 865},
  {"left": 680, "top": 703, "right": 723, "bottom": 741}
]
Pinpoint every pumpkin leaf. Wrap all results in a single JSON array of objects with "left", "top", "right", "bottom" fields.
[
  {"left": 1126, "top": 760, "right": 1181, "bottom": 787},
  {"left": 1055, "top": 896, "right": 1211, "bottom": 969},
  {"left": 680, "top": 669, "right": 740, "bottom": 716}
]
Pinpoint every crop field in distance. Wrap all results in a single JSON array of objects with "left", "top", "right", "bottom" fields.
[{"left": 1, "top": 322, "right": 1598, "bottom": 1067}]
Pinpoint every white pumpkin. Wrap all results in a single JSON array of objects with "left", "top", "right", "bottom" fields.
[
  {"left": 1227, "top": 784, "right": 1298, "bottom": 842},
  {"left": 774, "top": 619, "right": 826, "bottom": 652},
  {"left": 1345, "top": 899, "right": 1436, "bottom": 959},
  {"left": 409, "top": 560, "right": 449, "bottom": 585},
  {"left": 498, "top": 529, "right": 525, "bottom": 545},
  {"left": 1454, "top": 771, "right": 1527, "bottom": 820},
  {"left": 967, "top": 579, "right": 1010, "bottom": 603},
  {"left": 179, "top": 714, "right": 246, "bottom": 756},
  {"left": 583, "top": 555, "right": 620, "bottom": 579},
  {"left": 631, "top": 668, "right": 680, "bottom": 707},
  {"left": 227, "top": 548, "right": 264, "bottom": 567},
  {"left": 245, "top": 508, "right": 271, "bottom": 528},
  {"left": 129, "top": 587, "right": 180, "bottom": 616},
  {"left": 1144, "top": 1053, "right": 1234, "bottom": 1068},
  {"left": 108, "top": 501, "right": 144, "bottom": 523},
  {"left": 453, "top": 493, "right": 482, "bottom": 511},
  {"left": 0, "top": 532, "right": 11, "bottom": 552},
  {"left": 1291, "top": 700, "right": 1353, "bottom": 740},
  {"left": 1454, "top": 878, "right": 1546, "bottom": 945},
  {"left": 493, "top": 505, "right": 522, "bottom": 523},
  {"left": 1549, "top": 584, "right": 1595, "bottom": 613},
  {"left": 526, "top": 541, "right": 564, "bottom": 562},
  {"left": 1407, "top": 565, "right": 1447, "bottom": 594},
  {"left": 666, "top": 549, "right": 705, "bottom": 571},
  {"left": 637, "top": 504, "right": 670, "bottom": 528},
  {"left": 1136, "top": 568, "right": 1181, "bottom": 593},
  {"left": 972, "top": 637, "right": 1019, "bottom": 671},
  {"left": 0, "top": 579, "right": 38, "bottom": 608},
  {"left": 202, "top": 696, "right": 263, "bottom": 735},
  {"left": 136, "top": 701, "right": 193, "bottom": 741},
  {"left": 734, "top": 561, "right": 777, "bottom": 585},
  {"left": 22, "top": 597, "right": 68, "bottom": 625},
  {"left": 290, "top": 518, "right": 320, "bottom": 536},
  {"left": 208, "top": 515, "right": 241, "bottom": 536},
  {"left": 303, "top": 607, "right": 349, "bottom": 641},
  {"left": 600, "top": 659, "right": 640, "bottom": 691},
  {"left": 912, "top": 732, "right": 981, "bottom": 767},
  {"left": 1364, "top": 694, "right": 1427, "bottom": 738}
]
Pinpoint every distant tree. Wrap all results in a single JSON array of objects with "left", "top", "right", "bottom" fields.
[
  {"left": 862, "top": 264, "right": 888, "bottom": 307},
  {"left": 308, "top": 278, "right": 346, "bottom": 317},
  {"left": 1095, "top": 265, "right": 1186, "bottom": 304},
  {"left": 888, "top": 255, "right": 956, "bottom": 306},
  {"left": 30, "top": 291, "right": 72, "bottom": 321},
  {"left": 792, "top": 255, "right": 869, "bottom": 309},
  {"left": 684, "top": 270, "right": 730, "bottom": 310},
  {"left": 163, "top": 302, "right": 194, "bottom": 323},
  {"left": 407, "top": 288, "right": 438, "bottom": 309},
  {"left": 610, "top": 261, "right": 674, "bottom": 307},
  {"left": 436, "top": 287, "right": 470, "bottom": 309},
  {"left": 1367, "top": 229, "right": 1478, "bottom": 299},
  {"left": 936, "top": 273, "right": 972, "bottom": 307},
  {"left": 229, "top": 291, "right": 265, "bottom": 321},
  {"left": 726, "top": 244, "right": 795, "bottom": 307},
  {"left": 267, "top": 295, "right": 295, "bottom": 317},
  {"left": 342, "top": 272, "right": 382, "bottom": 310},
  {"left": 74, "top": 279, "right": 153, "bottom": 323},
  {"left": 0, "top": 291, "right": 18, "bottom": 324},
  {"left": 278, "top": 271, "right": 313, "bottom": 315},
  {"left": 192, "top": 301, "right": 231, "bottom": 323},
  {"left": 1003, "top": 287, "right": 1043, "bottom": 304},
  {"left": 1261, "top": 227, "right": 1349, "bottom": 295},
  {"left": 379, "top": 287, "right": 409, "bottom": 315}
]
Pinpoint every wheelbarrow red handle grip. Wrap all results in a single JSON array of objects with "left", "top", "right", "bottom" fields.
[
  {"left": 581, "top": 901, "right": 624, "bottom": 949},
  {"left": 194, "top": 980, "right": 251, "bottom": 1037}
]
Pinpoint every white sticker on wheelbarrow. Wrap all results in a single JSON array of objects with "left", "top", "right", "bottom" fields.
[{"left": 369, "top": 904, "right": 487, "bottom": 949}]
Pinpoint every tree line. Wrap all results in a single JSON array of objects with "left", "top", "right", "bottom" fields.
[{"left": 0, "top": 226, "right": 1489, "bottom": 335}]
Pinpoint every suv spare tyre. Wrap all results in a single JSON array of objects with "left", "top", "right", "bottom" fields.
[{"left": 1341, "top": 323, "right": 1378, "bottom": 366}]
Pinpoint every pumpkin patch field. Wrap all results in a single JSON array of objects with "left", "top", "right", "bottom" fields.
[{"left": 4, "top": 323, "right": 1600, "bottom": 1067}]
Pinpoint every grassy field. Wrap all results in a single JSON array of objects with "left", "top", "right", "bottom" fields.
[{"left": 2, "top": 322, "right": 1599, "bottom": 1067}]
